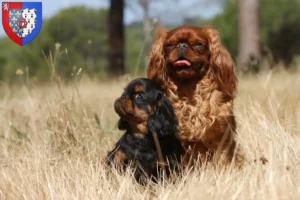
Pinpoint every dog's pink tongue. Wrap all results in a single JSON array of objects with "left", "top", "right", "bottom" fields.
[{"left": 173, "top": 60, "right": 191, "bottom": 67}]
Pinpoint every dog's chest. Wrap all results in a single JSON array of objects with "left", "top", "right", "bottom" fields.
[{"left": 165, "top": 82, "right": 229, "bottom": 141}]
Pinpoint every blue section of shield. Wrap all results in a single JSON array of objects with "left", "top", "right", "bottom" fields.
[
  {"left": 22, "top": 2, "right": 42, "bottom": 46},
  {"left": 9, "top": 9, "right": 23, "bottom": 38}
]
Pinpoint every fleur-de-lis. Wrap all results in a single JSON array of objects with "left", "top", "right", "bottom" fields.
[
  {"left": 16, "top": 11, "right": 21, "bottom": 17},
  {"left": 11, "top": 17, "right": 17, "bottom": 22}
]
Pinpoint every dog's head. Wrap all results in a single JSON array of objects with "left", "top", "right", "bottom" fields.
[
  {"left": 114, "top": 78, "right": 177, "bottom": 136},
  {"left": 163, "top": 25, "right": 211, "bottom": 80},
  {"left": 147, "top": 25, "right": 237, "bottom": 96}
]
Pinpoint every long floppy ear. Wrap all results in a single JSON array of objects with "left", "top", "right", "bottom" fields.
[
  {"left": 118, "top": 119, "right": 129, "bottom": 130},
  {"left": 146, "top": 27, "right": 168, "bottom": 89},
  {"left": 147, "top": 91, "right": 178, "bottom": 137},
  {"left": 205, "top": 27, "right": 238, "bottom": 97}
]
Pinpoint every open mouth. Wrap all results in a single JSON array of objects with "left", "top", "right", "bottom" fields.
[
  {"left": 173, "top": 57, "right": 191, "bottom": 68},
  {"left": 173, "top": 57, "right": 202, "bottom": 71},
  {"left": 172, "top": 59, "right": 204, "bottom": 71}
]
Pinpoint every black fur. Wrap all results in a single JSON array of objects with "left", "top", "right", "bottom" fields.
[{"left": 107, "top": 78, "right": 182, "bottom": 182}]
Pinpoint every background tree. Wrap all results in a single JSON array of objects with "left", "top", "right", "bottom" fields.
[
  {"left": 0, "top": 0, "right": 299, "bottom": 82},
  {"left": 211, "top": 0, "right": 300, "bottom": 71},
  {"left": 138, "top": 0, "right": 152, "bottom": 68},
  {"left": 108, "top": 0, "right": 125, "bottom": 76},
  {"left": 260, "top": 0, "right": 300, "bottom": 67},
  {"left": 238, "top": 0, "right": 260, "bottom": 73},
  {"left": 0, "top": 6, "right": 108, "bottom": 82},
  {"left": 47, "top": 7, "right": 108, "bottom": 78}
]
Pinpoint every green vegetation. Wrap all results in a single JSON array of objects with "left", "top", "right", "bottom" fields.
[
  {"left": 0, "top": 7, "right": 110, "bottom": 82},
  {"left": 210, "top": 0, "right": 300, "bottom": 64},
  {"left": 0, "top": 6, "right": 149, "bottom": 82},
  {"left": 0, "top": 1, "right": 300, "bottom": 82}
]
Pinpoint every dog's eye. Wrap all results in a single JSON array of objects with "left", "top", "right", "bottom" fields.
[
  {"left": 194, "top": 42, "right": 203, "bottom": 47},
  {"left": 134, "top": 94, "right": 144, "bottom": 101},
  {"left": 165, "top": 43, "right": 174, "bottom": 48}
]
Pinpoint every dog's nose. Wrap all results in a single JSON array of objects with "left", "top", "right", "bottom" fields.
[
  {"left": 177, "top": 43, "right": 188, "bottom": 54},
  {"left": 177, "top": 43, "right": 188, "bottom": 50},
  {"left": 114, "top": 99, "right": 124, "bottom": 114},
  {"left": 114, "top": 99, "right": 121, "bottom": 108}
]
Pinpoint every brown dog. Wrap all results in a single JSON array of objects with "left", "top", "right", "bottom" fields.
[{"left": 147, "top": 25, "right": 240, "bottom": 167}]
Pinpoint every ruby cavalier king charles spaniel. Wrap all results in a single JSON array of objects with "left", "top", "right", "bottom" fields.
[{"left": 147, "top": 25, "right": 242, "bottom": 167}]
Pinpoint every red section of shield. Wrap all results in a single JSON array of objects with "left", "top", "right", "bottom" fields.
[{"left": 2, "top": 2, "right": 22, "bottom": 46}]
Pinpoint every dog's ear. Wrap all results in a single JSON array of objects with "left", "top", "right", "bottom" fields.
[
  {"left": 146, "top": 29, "right": 168, "bottom": 89},
  {"left": 118, "top": 119, "right": 129, "bottom": 130},
  {"left": 205, "top": 27, "right": 237, "bottom": 97},
  {"left": 147, "top": 92, "right": 177, "bottom": 137}
]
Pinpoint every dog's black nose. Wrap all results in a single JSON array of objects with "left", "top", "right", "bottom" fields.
[
  {"left": 177, "top": 43, "right": 188, "bottom": 54},
  {"left": 177, "top": 43, "right": 188, "bottom": 49}
]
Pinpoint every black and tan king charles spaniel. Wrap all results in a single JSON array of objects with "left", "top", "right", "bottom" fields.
[{"left": 107, "top": 78, "right": 182, "bottom": 182}]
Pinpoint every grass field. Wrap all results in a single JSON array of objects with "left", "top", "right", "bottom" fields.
[{"left": 0, "top": 71, "right": 299, "bottom": 200}]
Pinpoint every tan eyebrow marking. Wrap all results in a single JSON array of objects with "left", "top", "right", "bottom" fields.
[{"left": 134, "top": 85, "right": 144, "bottom": 93}]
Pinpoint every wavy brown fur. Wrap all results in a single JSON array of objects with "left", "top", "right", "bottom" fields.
[{"left": 147, "top": 25, "right": 243, "bottom": 167}]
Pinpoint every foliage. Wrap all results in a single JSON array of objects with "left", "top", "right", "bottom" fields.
[
  {"left": 0, "top": 6, "right": 108, "bottom": 82},
  {"left": 210, "top": 0, "right": 300, "bottom": 65},
  {"left": 125, "top": 22, "right": 147, "bottom": 74},
  {"left": 46, "top": 6, "right": 108, "bottom": 78},
  {"left": 0, "top": 6, "right": 151, "bottom": 82},
  {"left": 209, "top": 0, "right": 239, "bottom": 59},
  {"left": 0, "top": 1, "right": 300, "bottom": 82},
  {"left": 259, "top": 0, "right": 300, "bottom": 41}
]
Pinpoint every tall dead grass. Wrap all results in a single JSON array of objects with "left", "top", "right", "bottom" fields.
[{"left": 0, "top": 71, "right": 299, "bottom": 200}]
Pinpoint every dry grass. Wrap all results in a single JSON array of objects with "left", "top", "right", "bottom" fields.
[{"left": 0, "top": 71, "right": 299, "bottom": 200}]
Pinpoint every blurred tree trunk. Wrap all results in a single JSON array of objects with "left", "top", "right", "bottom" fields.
[
  {"left": 108, "top": 0, "right": 125, "bottom": 75},
  {"left": 238, "top": 0, "right": 260, "bottom": 73},
  {"left": 139, "top": 0, "right": 152, "bottom": 68}
]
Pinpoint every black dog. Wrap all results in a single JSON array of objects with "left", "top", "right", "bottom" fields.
[{"left": 107, "top": 78, "right": 182, "bottom": 182}]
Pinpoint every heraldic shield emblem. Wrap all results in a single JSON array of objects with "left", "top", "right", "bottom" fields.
[{"left": 2, "top": 2, "right": 42, "bottom": 46}]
